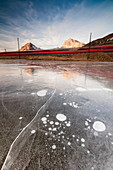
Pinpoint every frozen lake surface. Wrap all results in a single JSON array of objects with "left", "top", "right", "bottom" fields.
[{"left": 0, "top": 60, "right": 113, "bottom": 170}]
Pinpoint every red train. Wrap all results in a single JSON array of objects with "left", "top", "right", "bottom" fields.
[
  {"left": 0, "top": 45, "right": 113, "bottom": 57},
  {"left": 80, "top": 45, "right": 113, "bottom": 50}
]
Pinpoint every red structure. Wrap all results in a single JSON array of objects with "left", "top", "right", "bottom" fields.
[{"left": 0, "top": 45, "right": 113, "bottom": 57}]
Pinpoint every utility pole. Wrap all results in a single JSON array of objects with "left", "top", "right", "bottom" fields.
[
  {"left": 17, "top": 38, "right": 20, "bottom": 59},
  {"left": 87, "top": 33, "right": 92, "bottom": 60},
  {"left": 85, "top": 33, "right": 92, "bottom": 85}
]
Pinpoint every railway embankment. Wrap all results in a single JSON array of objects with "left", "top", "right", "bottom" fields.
[{"left": 0, "top": 52, "right": 113, "bottom": 61}]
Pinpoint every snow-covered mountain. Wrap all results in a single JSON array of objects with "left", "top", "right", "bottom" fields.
[{"left": 61, "top": 38, "right": 85, "bottom": 48}]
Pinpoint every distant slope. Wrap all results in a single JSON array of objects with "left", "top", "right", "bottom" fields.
[
  {"left": 20, "top": 43, "right": 40, "bottom": 51},
  {"left": 61, "top": 38, "right": 85, "bottom": 48},
  {"left": 85, "top": 33, "right": 113, "bottom": 46}
]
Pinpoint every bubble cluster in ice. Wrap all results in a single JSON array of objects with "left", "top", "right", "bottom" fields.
[
  {"left": 85, "top": 121, "right": 89, "bottom": 126},
  {"left": 56, "top": 114, "right": 67, "bottom": 122},
  {"left": 87, "top": 150, "right": 90, "bottom": 154},
  {"left": 31, "top": 130, "right": 36, "bottom": 134},
  {"left": 81, "top": 138, "right": 85, "bottom": 142},
  {"left": 52, "top": 145, "right": 56, "bottom": 149},
  {"left": 69, "top": 102, "right": 79, "bottom": 108},
  {"left": 67, "top": 142, "right": 71, "bottom": 146},
  {"left": 66, "top": 122, "right": 71, "bottom": 127},
  {"left": 41, "top": 117, "right": 47, "bottom": 121},
  {"left": 93, "top": 121, "right": 106, "bottom": 132},
  {"left": 19, "top": 117, "right": 23, "bottom": 120},
  {"left": 81, "top": 143, "right": 85, "bottom": 147},
  {"left": 108, "top": 133, "right": 112, "bottom": 136},
  {"left": 31, "top": 92, "right": 35, "bottom": 95},
  {"left": 94, "top": 131, "right": 98, "bottom": 136},
  {"left": 37, "top": 90, "right": 47, "bottom": 96},
  {"left": 55, "top": 122, "right": 59, "bottom": 125},
  {"left": 41, "top": 117, "right": 47, "bottom": 125},
  {"left": 49, "top": 121, "right": 54, "bottom": 125}
]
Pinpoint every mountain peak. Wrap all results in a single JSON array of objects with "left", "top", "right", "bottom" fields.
[
  {"left": 20, "top": 42, "right": 40, "bottom": 51},
  {"left": 61, "top": 38, "right": 85, "bottom": 48}
]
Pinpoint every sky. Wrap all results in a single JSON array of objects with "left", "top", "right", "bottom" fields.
[{"left": 0, "top": 0, "right": 113, "bottom": 51}]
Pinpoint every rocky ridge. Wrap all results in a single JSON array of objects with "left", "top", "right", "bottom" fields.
[
  {"left": 61, "top": 38, "right": 85, "bottom": 48},
  {"left": 85, "top": 33, "right": 113, "bottom": 46},
  {"left": 20, "top": 43, "right": 40, "bottom": 51}
]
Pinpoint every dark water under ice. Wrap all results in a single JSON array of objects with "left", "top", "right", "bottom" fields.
[{"left": 0, "top": 60, "right": 113, "bottom": 170}]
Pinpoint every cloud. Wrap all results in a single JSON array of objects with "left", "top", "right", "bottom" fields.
[{"left": 0, "top": 0, "right": 113, "bottom": 51}]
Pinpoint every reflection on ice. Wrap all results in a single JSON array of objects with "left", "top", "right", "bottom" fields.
[{"left": 76, "top": 87, "right": 113, "bottom": 92}]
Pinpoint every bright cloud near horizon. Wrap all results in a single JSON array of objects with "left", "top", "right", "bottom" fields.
[{"left": 0, "top": 0, "right": 113, "bottom": 51}]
